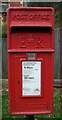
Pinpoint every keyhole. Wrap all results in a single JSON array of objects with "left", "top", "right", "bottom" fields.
[{"left": 18, "top": 81, "right": 20, "bottom": 84}]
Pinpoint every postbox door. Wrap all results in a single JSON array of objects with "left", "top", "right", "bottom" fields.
[{"left": 8, "top": 52, "right": 54, "bottom": 114}]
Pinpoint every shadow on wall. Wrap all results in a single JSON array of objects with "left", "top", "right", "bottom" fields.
[
  {"left": 60, "top": 27, "right": 62, "bottom": 79},
  {"left": 54, "top": 27, "right": 60, "bottom": 79},
  {"left": 2, "top": 37, "right": 8, "bottom": 79}
]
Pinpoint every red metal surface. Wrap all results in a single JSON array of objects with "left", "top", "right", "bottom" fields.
[{"left": 7, "top": 7, "right": 54, "bottom": 115}]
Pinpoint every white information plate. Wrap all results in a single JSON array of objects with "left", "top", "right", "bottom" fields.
[{"left": 22, "top": 61, "right": 41, "bottom": 96}]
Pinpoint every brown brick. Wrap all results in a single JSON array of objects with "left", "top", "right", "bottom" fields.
[{"left": 10, "top": 2, "right": 20, "bottom": 7}]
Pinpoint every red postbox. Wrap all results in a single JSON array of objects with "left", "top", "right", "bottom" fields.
[{"left": 7, "top": 7, "right": 54, "bottom": 115}]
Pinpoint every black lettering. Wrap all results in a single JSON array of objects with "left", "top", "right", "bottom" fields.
[{"left": 29, "top": 77, "right": 34, "bottom": 79}]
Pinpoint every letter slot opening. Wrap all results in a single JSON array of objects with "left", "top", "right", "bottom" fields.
[{"left": 10, "top": 27, "right": 52, "bottom": 50}]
